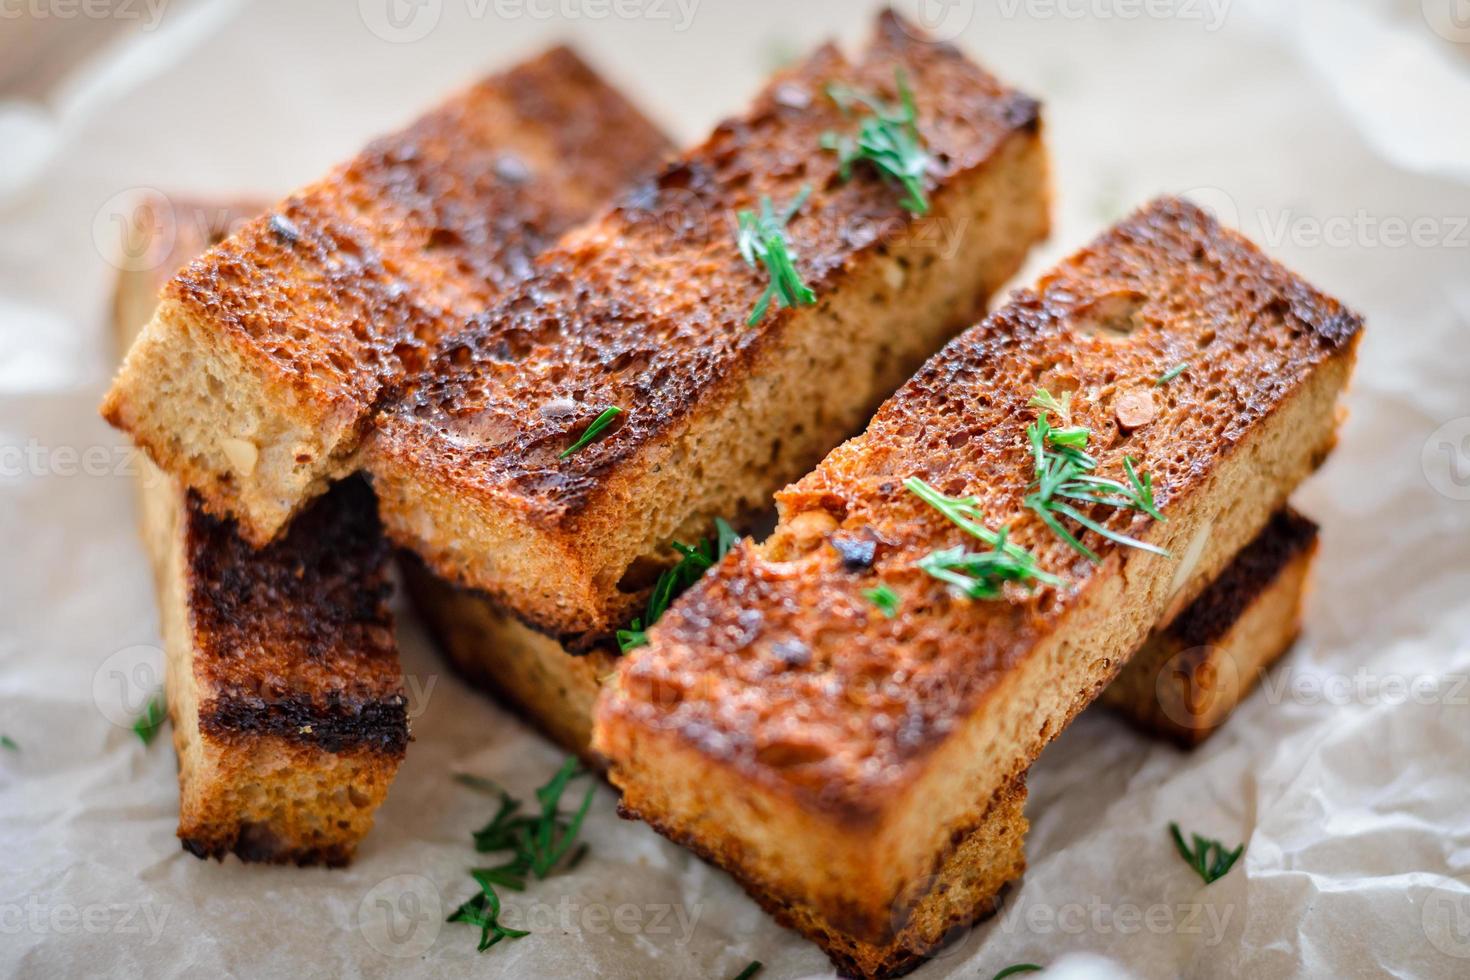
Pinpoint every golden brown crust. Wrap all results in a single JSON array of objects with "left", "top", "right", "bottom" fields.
[
  {"left": 602, "top": 195, "right": 1361, "bottom": 819},
  {"left": 102, "top": 48, "right": 675, "bottom": 543},
  {"left": 369, "top": 11, "right": 1049, "bottom": 635},
  {"left": 595, "top": 196, "right": 1361, "bottom": 952}
]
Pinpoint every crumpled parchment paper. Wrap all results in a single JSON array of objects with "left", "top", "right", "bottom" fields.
[{"left": 2, "top": 1, "right": 1468, "bottom": 977}]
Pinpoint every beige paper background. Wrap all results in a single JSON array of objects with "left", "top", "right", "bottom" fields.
[{"left": 2, "top": 1, "right": 1468, "bottom": 976}]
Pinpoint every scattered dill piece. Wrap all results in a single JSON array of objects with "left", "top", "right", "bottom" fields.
[
  {"left": 821, "top": 69, "right": 931, "bottom": 214},
  {"left": 617, "top": 518, "right": 739, "bottom": 653},
  {"left": 132, "top": 692, "right": 166, "bottom": 746},
  {"left": 1168, "top": 822, "right": 1244, "bottom": 884},
  {"left": 736, "top": 187, "right": 816, "bottom": 325},
  {"left": 448, "top": 757, "right": 597, "bottom": 952},
  {"left": 1, "top": 735, "right": 17, "bottom": 751},
  {"left": 1024, "top": 388, "right": 1170, "bottom": 562},
  {"left": 904, "top": 477, "right": 1063, "bottom": 597},
  {"left": 863, "top": 584, "right": 900, "bottom": 618},
  {"left": 453, "top": 773, "right": 510, "bottom": 797},
  {"left": 1156, "top": 362, "right": 1189, "bottom": 386},
  {"left": 559, "top": 406, "right": 623, "bottom": 459},
  {"left": 731, "top": 962, "right": 764, "bottom": 980},
  {"left": 992, "top": 965, "right": 1044, "bottom": 980}
]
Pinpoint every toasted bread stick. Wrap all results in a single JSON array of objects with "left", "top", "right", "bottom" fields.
[
  {"left": 367, "top": 12, "right": 1051, "bottom": 637},
  {"left": 103, "top": 48, "right": 674, "bottom": 544},
  {"left": 594, "top": 198, "right": 1362, "bottom": 975},
  {"left": 114, "top": 197, "right": 406, "bottom": 865}
]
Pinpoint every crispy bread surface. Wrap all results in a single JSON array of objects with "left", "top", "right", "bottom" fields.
[
  {"left": 1102, "top": 507, "right": 1318, "bottom": 745},
  {"left": 367, "top": 12, "right": 1050, "bottom": 637},
  {"left": 405, "top": 510, "right": 1315, "bottom": 762},
  {"left": 595, "top": 197, "right": 1362, "bottom": 954},
  {"left": 103, "top": 48, "right": 674, "bottom": 544},
  {"left": 117, "top": 197, "right": 407, "bottom": 865}
]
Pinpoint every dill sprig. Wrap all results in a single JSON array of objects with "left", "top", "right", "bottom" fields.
[
  {"left": 863, "top": 584, "right": 900, "bottom": 618},
  {"left": 1, "top": 735, "right": 17, "bottom": 751},
  {"left": 132, "top": 692, "right": 166, "bottom": 746},
  {"left": 1168, "top": 822, "right": 1244, "bottom": 885},
  {"left": 821, "top": 69, "right": 931, "bottom": 214},
  {"left": 448, "top": 758, "right": 596, "bottom": 951},
  {"left": 559, "top": 406, "right": 622, "bottom": 459},
  {"left": 1024, "top": 388, "right": 1169, "bottom": 563},
  {"left": 617, "top": 518, "right": 739, "bottom": 652},
  {"left": 1156, "top": 362, "right": 1189, "bottom": 386},
  {"left": 904, "top": 477, "right": 1063, "bottom": 598},
  {"left": 992, "top": 966, "right": 1044, "bottom": 980},
  {"left": 731, "top": 962, "right": 764, "bottom": 980},
  {"left": 736, "top": 188, "right": 816, "bottom": 325}
]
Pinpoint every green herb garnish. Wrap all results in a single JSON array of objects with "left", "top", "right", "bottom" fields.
[
  {"left": 1, "top": 735, "right": 17, "bottom": 751},
  {"left": 132, "top": 693, "right": 166, "bottom": 746},
  {"left": 1169, "top": 822, "right": 1243, "bottom": 885},
  {"left": 453, "top": 772, "right": 510, "bottom": 796},
  {"left": 731, "top": 962, "right": 764, "bottom": 980},
  {"left": 617, "top": 518, "right": 739, "bottom": 653},
  {"left": 821, "top": 69, "right": 931, "bottom": 214},
  {"left": 1156, "top": 362, "right": 1189, "bottom": 386},
  {"left": 904, "top": 477, "right": 1062, "bottom": 598},
  {"left": 559, "top": 406, "right": 623, "bottom": 459},
  {"left": 448, "top": 758, "right": 596, "bottom": 951},
  {"left": 736, "top": 188, "right": 816, "bottom": 325},
  {"left": 993, "top": 966, "right": 1044, "bottom": 980},
  {"left": 1024, "top": 388, "right": 1169, "bottom": 563},
  {"left": 863, "top": 584, "right": 900, "bottom": 618}
]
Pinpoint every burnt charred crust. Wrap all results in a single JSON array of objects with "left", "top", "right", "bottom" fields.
[
  {"left": 182, "top": 478, "right": 409, "bottom": 754},
  {"left": 181, "top": 827, "right": 354, "bottom": 867},
  {"left": 1168, "top": 508, "right": 1318, "bottom": 649},
  {"left": 199, "top": 689, "right": 408, "bottom": 756}
]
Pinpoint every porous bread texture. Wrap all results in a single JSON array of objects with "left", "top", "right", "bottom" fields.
[
  {"left": 368, "top": 12, "right": 1050, "bottom": 638},
  {"left": 138, "top": 462, "right": 404, "bottom": 865},
  {"left": 750, "top": 775, "right": 1027, "bottom": 979},
  {"left": 1102, "top": 508, "right": 1318, "bottom": 746},
  {"left": 116, "top": 197, "right": 406, "bottom": 865},
  {"left": 102, "top": 47, "right": 674, "bottom": 545},
  {"left": 594, "top": 198, "right": 1362, "bottom": 953}
]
